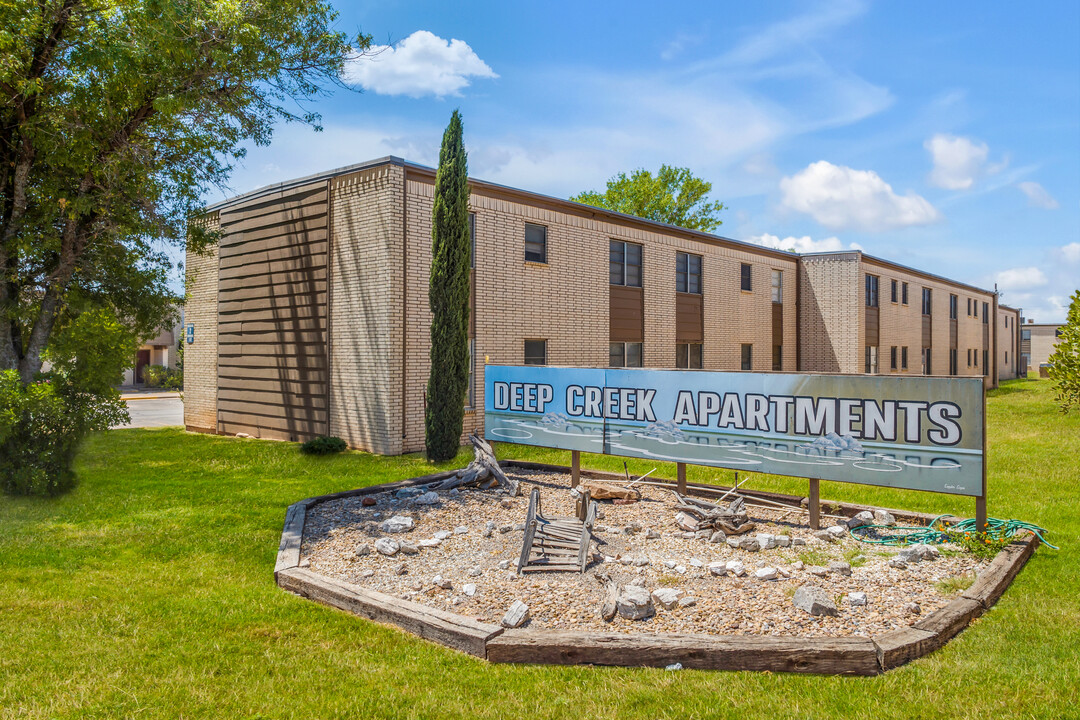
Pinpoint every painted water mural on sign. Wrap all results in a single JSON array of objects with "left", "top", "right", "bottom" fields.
[{"left": 484, "top": 366, "right": 984, "bottom": 497}]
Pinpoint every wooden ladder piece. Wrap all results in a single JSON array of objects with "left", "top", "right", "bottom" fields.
[{"left": 517, "top": 488, "right": 597, "bottom": 574}]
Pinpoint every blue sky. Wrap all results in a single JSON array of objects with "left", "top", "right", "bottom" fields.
[{"left": 214, "top": 0, "right": 1080, "bottom": 322}]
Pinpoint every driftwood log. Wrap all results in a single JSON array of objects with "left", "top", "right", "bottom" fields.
[
  {"left": 671, "top": 493, "right": 755, "bottom": 535},
  {"left": 436, "top": 434, "right": 520, "bottom": 496}
]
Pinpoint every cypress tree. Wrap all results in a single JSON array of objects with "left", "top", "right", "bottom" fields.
[{"left": 425, "top": 110, "right": 472, "bottom": 461}]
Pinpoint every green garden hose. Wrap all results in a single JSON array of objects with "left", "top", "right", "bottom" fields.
[{"left": 849, "top": 514, "right": 1058, "bottom": 550}]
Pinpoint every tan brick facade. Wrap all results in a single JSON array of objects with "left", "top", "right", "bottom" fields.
[
  {"left": 186, "top": 157, "right": 1013, "bottom": 454},
  {"left": 183, "top": 213, "right": 220, "bottom": 433}
]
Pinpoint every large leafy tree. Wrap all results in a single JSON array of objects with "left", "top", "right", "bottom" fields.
[
  {"left": 571, "top": 165, "right": 725, "bottom": 232},
  {"left": 425, "top": 110, "right": 471, "bottom": 462},
  {"left": 1048, "top": 290, "right": 1080, "bottom": 413},
  {"left": 0, "top": 0, "right": 369, "bottom": 383}
]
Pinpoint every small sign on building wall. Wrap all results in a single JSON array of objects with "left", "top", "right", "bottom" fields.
[{"left": 186, "top": 324, "right": 194, "bottom": 344}]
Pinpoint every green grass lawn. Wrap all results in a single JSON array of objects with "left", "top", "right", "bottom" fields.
[{"left": 1, "top": 378, "right": 1078, "bottom": 719}]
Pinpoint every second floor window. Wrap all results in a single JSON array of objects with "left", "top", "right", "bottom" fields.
[
  {"left": 891, "top": 279, "right": 898, "bottom": 303},
  {"left": 771, "top": 270, "right": 783, "bottom": 303},
  {"left": 950, "top": 294, "right": 958, "bottom": 320},
  {"left": 524, "top": 223, "right": 547, "bottom": 263},
  {"left": 740, "top": 263, "right": 752, "bottom": 292},
  {"left": 902, "top": 282, "right": 909, "bottom": 305},
  {"left": 676, "top": 252, "right": 701, "bottom": 294},
  {"left": 922, "top": 288, "right": 932, "bottom": 316},
  {"left": 865, "top": 274, "right": 879, "bottom": 307},
  {"left": 610, "top": 240, "right": 642, "bottom": 287}
]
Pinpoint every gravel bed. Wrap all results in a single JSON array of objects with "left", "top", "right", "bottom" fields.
[{"left": 300, "top": 469, "right": 986, "bottom": 638}]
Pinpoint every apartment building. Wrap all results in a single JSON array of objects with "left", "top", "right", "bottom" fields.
[
  {"left": 185, "top": 156, "right": 1014, "bottom": 454},
  {"left": 1021, "top": 322, "right": 1064, "bottom": 373}
]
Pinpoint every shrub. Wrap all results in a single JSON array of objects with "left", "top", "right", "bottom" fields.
[
  {"left": 143, "top": 364, "right": 183, "bottom": 389},
  {"left": 0, "top": 370, "right": 128, "bottom": 496},
  {"left": 299, "top": 436, "right": 347, "bottom": 455}
]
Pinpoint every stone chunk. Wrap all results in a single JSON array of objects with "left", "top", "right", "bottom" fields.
[
  {"left": 846, "top": 510, "right": 875, "bottom": 529},
  {"left": 432, "top": 574, "right": 452, "bottom": 590},
  {"left": 361, "top": 496, "right": 377, "bottom": 507},
  {"left": 600, "top": 582, "right": 619, "bottom": 621},
  {"left": 646, "top": 529, "right": 661, "bottom": 540},
  {"left": 808, "top": 565, "right": 829, "bottom": 578},
  {"left": 793, "top": 585, "right": 839, "bottom": 616},
  {"left": 467, "top": 566, "right": 482, "bottom": 577},
  {"left": 709, "top": 530, "right": 726, "bottom": 543},
  {"left": 755, "top": 567, "right": 778, "bottom": 581},
  {"left": 677, "top": 596, "right": 697, "bottom": 608},
  {"left": 707, "top": 562, "right": 727, "bottom": 577},
  {"left": 433, "top": 530, "right": 452, "bottom": 540},
  {"left": 888, "top": 557, "right": 908, "bottom": 569},
  {"left": 774, "top": 535, "right": 791, "bottom": 548},
  {"left": 828, "top": 561, "right": 852, "bottom": 576},
  {"left": 374, "top": 538, "right": 399, "bottom": 556},
  {"left": 380, "top": 515, "right": 414, "bottom": 534},
  {"left": 738, "top": 536, "right": 761, "bottom": 553},
  {"left": 813, "top": 530, "right": 836, "bottom": 543},
  {"left": 354, "top": 544, "right": 372, "bottom": 557},
  {"left": 726, "top": 560, "right": 746, "bottom": 577},
  {"left": 413, "top": 491, "right": 440, "bottom": 505},
  {"left": 848, "top": 591, "right": 867, "bottom": 606},
  {"left": 826, "top": 525, "right": 847, "bottom": 539},
  {"left": 418, "top": 539, "right": 441, "bottom": 548},
  {"left": 398, "top": 542, "right": 419, "bottom": 555},
  {"left": 616, "top": 585, "right": 655, "bottom": 620},
  {"left": 792, "top": 538, "right": 807, "bottom": 546},
  {"left": 756, "top": 533, "right": 777, "bottom": 550},
  {"left": 675, "top": 512, "right": 699, "bottom": 532},
  {"left": 651, "top": 588, "right": 683, "bottom": 610},
  {"left": 454, "top": 525, "right": 469, "bottom": 535},
  {"left": 463, "top": 583, "right": 477, "bottom": 597},
  {"left": 502, "top": 600, "right": 530, "bottom": 628},
  {"left": 873, "top": 510, "right": 896, "bottom": 526}
]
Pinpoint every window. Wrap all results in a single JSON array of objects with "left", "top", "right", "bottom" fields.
[
  {"left": 469, "top": 213, "right": 476, "bottom": 268},
  {"left": 740, "top": 263, "right": 752, "bottom": 292},
  {"left": 967, "top": 349, "right": 972, "bottom": 367},
  {"left": 524, "top": 339, "right": 546, "bottom": 365},
  {"left": 983, "top": 350, "right": 988, "bottom": 373},
  {"left": 1022, "top": 329, "right": 1031, "bottom": 341},
  {"left": 772, "top": 345, "right": 782, "bottom": 371},
  {"left": 865, "top": 274, "right": 879, "bottom": 307},
  {"left": 967, "top": 298, "right": 972, "bottom": 316},
  {"left": 922, "top": 288, "right": 932, "bottom": 316},
  {"left": 609, "top": 342, "right": 643, "bottom": 368},
  {"left": 890, "top": 346, "right": 898, "bottom": 370},
  {"left": 1005, "top": 351, "right": 1009, "bottom": 364},
  {"left": 740, "top": 343, "right": 752, "bottom": 371},
  {"left": 983, "top": 302, "right": 989, "bottom": 324},
  {"left": 1005, "top": 316, "right": 1009, "bottom": 328},
  {"left": 950, "top": 294, "right": 958, "bottom": 320},
  {"left": 676, "top": 252, "right": 701, "bottom": 294},
  {"left": 524, "top": 223, "right": 547, "bottom": 263},
  {"left": 973, "top": 301, "right": 979, "bottom": 319},
  {"left": 902, "top": 282, "right": 909, "bottom": 305},
  {"left": 865, "top": 346, "right": 879, "bottom": 374},
  {"left": 676, "top": 343, "right": 702, "bottom": 369},
  {"left": 771, "top": 270, "right": 783, "bottom": 303},
  {"left": 610, "top": 240, "right": 642, "bottom": 287},
  {"left": 901, "top": 346, "right": 908, "bottom": 371},
  {"left": 1056, "top": 328, "right": 1063, "bottom": 338},
  {"left": 950, "top": 348, "right": 958, "bottom": 376},
  {"left": 923, "top": 348, "right": 932, "bottom": 375},
  {"left": 891, "top": 279, "right": 898, "bottom": 303},
  {"left": 974, "top": 350, "right": 979, "bottom": 368}
]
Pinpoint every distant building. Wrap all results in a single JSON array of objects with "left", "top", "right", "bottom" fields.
[
  {"left": 1021, "top": 322, "right": 1064, "bottom": 375},
  {"left": 121, "top": 316, "right": 183, "bottom": 386},
  {"left": 185, "top": 156, "right": 1021, "bottom": 452}
]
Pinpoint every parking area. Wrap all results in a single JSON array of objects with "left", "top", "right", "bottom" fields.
[{"left": 116, "top": 393, "right": 183, "bottom": 428}]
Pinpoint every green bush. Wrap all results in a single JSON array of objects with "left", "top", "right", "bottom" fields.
[
  {"left": 143, "top": 364, "right": 182, "bottom": 389},
  {"left": 299, "top": 436, "right": 347, "bottom": 456},
  {"left": 0, "top": 370, "right": 128, "bottom": 496}
]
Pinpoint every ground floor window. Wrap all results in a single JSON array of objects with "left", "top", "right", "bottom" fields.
[
  {"left": 772, "top": 345, "right": 782, "bottom": 371},
  {"left": 865, "top": 345, "right": 878, "bottom": 374},
  {"left": 890, "top": 346, "right": 898, "bottom": 370},
  {"left": 740, "top": 343, "right": 752, "bottom": 371},
  {"left": 524, "top": 339, "right": 547, "bottom": 365},
  {"left": 983, "top": 350, "right": 988, "bottom": 375},
  {"left": 950, "top": 348, "right": 958, "bottom": 376},
  {"left": 676, "top": 343, "right": 702, "bottom": 369},
  {"left": 610, "top": 342, "right": 643, "bottom": 368},
  {"left": 901, "top": 346, "right": 908, "bottom": 371},
  {"left": 923, "top": 347, "right": 932, "bottom": 375}
]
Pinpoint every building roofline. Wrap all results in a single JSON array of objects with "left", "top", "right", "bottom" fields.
[
  {"left": 802, "top": 249, "right": 1000, "bottom": 298},
  {"left": 201, "top": 156, "right": 799, "bottom": 262}
]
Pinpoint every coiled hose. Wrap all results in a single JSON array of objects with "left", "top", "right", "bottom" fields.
[{"left": 849, "top": 514, "right": 1058, "bottom": 550}]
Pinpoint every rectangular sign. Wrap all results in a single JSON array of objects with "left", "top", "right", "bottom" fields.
[{"left": 484, "top": 366, "right": 984, "bottom": 497}]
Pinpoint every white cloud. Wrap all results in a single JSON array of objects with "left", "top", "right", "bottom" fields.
[
  {"left": 780, "top": 161, "right": 941, "bottom": 231},
  {"left": 1017, "top": 181, "right": 1059, "bottom": 209},
  {"left": 924, "top": 134, "right": 997, "bottom": 190},
  {"left": 1060, "top": 242, "right": 1080, "bottom": 263},
  {"left": 748, "top": 233, "right": 862, "bottom": 254},
  {"left": 343, "top": 31, "right": 497, "bottom": 97},
  {"left": 995, "top": 266, "right": 1048, "bottom": 291}
]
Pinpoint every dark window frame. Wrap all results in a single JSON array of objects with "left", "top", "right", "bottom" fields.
[
  {"left": 890, "top": 346, "right": 898, "bottom": 370},
  {"left": 524, "top": 338, "right": 547, "bottom": 365},
  {"left": 922, "top": 288, "right": 933, "bottom": 316},
  {"left": 901, "top": 346, "right": 908, "bottom": 371},
  {"left": 891, "top": 279, "right": 898, "bottom": 303},
  {"left": 676, "top": 343, "right": 703, "bottom": 369},
  {"left": 675, "top": 251, "right": 702, "bottom": 294},
  {"left": 610, "top": 341, "right": 643, "bottom": 368},
  {"left": 902, "top": 282, "right": 909, "bottom": 305},
  {"left": 740, "top": 263, "right": 752, "bottom": 292},
  {"left": 610, "top": 239, "right": 643, "bottom": 287},
  {"left": 772, "top": 344, "right": 782, "bottom": 371},
  {"left": 950, "top": 294, "right": 958, "bottom": 320},
  {"left": 740, "top": 343, "right": 752, "bottom": 371},
  {"left": 865, "top": 274, "right": 879, "bottom": 308},
  {"left": 524, "top": 223, "right": 547, "bottom": 264}
]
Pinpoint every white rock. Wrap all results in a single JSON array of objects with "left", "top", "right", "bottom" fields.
[
  {"left": 847, "top": 510, "right": 875, "bottom": 529},
  {"left": 792, "top": 560, "right": 805, "bottom": 570},
  {"left": 434, "top": 530, "right": 452, "bottom": 541},
  {"left": 398, "top": 542, "right": 419, "bottom": 555},
  {"left": 674, "top": 565, "right": 687, "bottom": 574},
  {"left": 651, "top": 588, "right": 683, "bottom": 610},
  {"left": 463, "top": 583, "right": 477, "bottom": 597},
  {"left": 849, "top": 591, "right": 867, "bottom": 606},
  {"left": 888, "top": 557, "right": 908, "bottom": 569},
  {"left": 828, "top": 561, "right": 852, "bottom": 576},
  {"left": 432, "top": 574, "right": 452, "bottom": 590},
  {"left": 467, "top": 566, "right": 482, "bottom": 577},
  {"left": 756, "top": 533, "right": 777, "bottom": 550},
  {"left": 755, "top": 567, "right": 778, "bottom": 581},
  {"left": 631, "top": 557, "right": 650, "bottom": 567},
  {"left": 454, "top": 525, "right": 468, "bottom": 535},
  {"left": 665, "top": 663, "right": 683, "bottom": 671},
  {"left": 873, "top": 510, "right": 896, "bottom": 526},
  {"left": 826, "top": 525, "right": 847, "bottom": 539},
  {"left": 498, "top": 560, "right": 510, "bottom": 570},
  {"left": 777, "top": 567, "right": 792, "bottom": 578},
  {"left": 808, "top": 565, "right": 829, "bottom": 577},
  {"left": 793, "top": 585, "right": 838, "bottom": 616},
  {"left": 663, "top": 560, "right": 677, "bottom": 569},
  {"left": 726, "top": 560, "right": 746, "bottom": 576},
  {"left": 792, "top": 538, "right": 807, "bottom": 546},
  {"left": 774, "top": 535, "right": 791, "bottom": 548},
  {"left": 689, "top": 558, "right": 704, "bottom": 568},
  {"left": 675, "top": 512, "right": 699, "bottom": 532},
  {"left": 707, "top": 562, "right": 727, "bottom": 576},
  {"left": 502, "top": 600, "right": 530, "bottom": 628},
  {"left": 358, "top": 568, "right": 375, "bottom": 578},
  {"left": 413, "top": 492, "right": 440, "bottom": 505},
  {"left": 485, "top": 520, "right": 496, "bottom": 530},
  {"left": 374, "top": 538, "right": 400, "bottom": 556},
  {"left": 419, "top": 538, "right": 441, "bottom": 548},
  {"left": 617, "top": 585, "right": 655, "bottom": 620},
  {"left": 677, "top": 596, "right": 697, "bottom": 608},
  {"left": 380, "top": 515, "right": 414, "bottom": 534},
  {"left": 726, "top": 537, "right": 741, "bottom": 550}
]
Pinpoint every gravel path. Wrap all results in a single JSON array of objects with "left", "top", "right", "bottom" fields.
[{"left": 300, "top": 469, "right": 985, "bottom": 638}]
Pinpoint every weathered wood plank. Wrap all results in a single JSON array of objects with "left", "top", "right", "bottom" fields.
[
  {"left": 872, "top": 627, "right": 937, "bottom": 671},
  {"left": 218, "top": 252, "right": 328, "bottom": 282},
  {"left": 218, "top": 239, "right": 327, "bottom": 271},
  {"left": 961, "top": 538, "right": 1036, "bottom": 609},
  {"left": 486, "top": 631, "right": 881, "bottom": 675},
  {"left": 913, "top": 597, "right": 983, "bottom": 639},
  {"left": 218, "top": 266, "right": 327, "bottom": 291},
  {"left": 276, "top": 568, "right": 503, "bottom": 657},
  {"left": 274, "top": 502, "right": 306, "bottom": 576}
]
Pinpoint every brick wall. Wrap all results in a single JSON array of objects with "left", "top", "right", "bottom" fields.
[
  {"left": 184, "top": 213, "right": 220, "bottom": 432},
  {"left": 798, "top": 254, "right": 861, "bottom": 373},
  {"left": 328, "top": 164, "right": 404, "bottom": 455}
]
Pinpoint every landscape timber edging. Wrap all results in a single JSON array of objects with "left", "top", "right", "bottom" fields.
[{"left": 274, "top": 460, "right": 1038, "bottom": 675}]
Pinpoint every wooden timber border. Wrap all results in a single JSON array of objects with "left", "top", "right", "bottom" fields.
[{"left": 274, "top": 461, "right": 1038, "bottom": 675}]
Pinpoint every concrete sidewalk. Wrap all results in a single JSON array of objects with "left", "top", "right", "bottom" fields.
[{"left": 119, "top": 387, "right": 181, "bottom": 401}]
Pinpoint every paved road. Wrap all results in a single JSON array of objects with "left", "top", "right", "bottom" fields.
[{"left": 116, "top": 397, "right": 183, "bottom": 428}]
